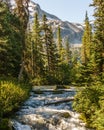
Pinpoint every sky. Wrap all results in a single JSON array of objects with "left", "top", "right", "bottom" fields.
[{"left": 33, "top": 0, "right": 94, "bottom": 23}]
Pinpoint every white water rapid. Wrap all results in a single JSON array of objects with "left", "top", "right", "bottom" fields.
[{"left": 11, "top": 88, "right": 93, "bottom": 130}]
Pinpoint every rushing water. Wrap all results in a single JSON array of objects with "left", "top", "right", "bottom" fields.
[{"left": 11, "top": 88, "right": 93, "bottom": 130}]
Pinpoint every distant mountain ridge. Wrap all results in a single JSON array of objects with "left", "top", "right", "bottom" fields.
[{"left": 29, "top": 1, "right": 84, "bottom": 45}]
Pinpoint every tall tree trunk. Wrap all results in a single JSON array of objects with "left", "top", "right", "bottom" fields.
[{"left": 14, "top": 0, "right": 30, "bottom": 81}]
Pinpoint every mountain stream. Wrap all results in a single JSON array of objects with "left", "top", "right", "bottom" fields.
[{"left": 11, "top": 88, "right": 93, "bottom": 130}]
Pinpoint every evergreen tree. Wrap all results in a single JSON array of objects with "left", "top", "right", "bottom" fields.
[
  {"left": 47, "top": 26, "right": 59, "bottom": 76},
  {"left": 42, "top": 15, "right": 53, "bottom": 72},
  {"left": 14, "top": 0, "right": 30, "bottom": 81},
  {"left": 57, "top": 26, "right": 62, "bottom": 53},
  {"left": 42, "top": 15, "right": 59, "bottom": 83},
  {"left": 57, "top": 26, "right": 64, "bottom": 62},
  {"left": 91, "top": 0, "right": 104, "bottom": 79},
  {"left": 65, "top": 37, "right": 71, "bottom": 64},
  {"left": 31, "top": 13, "right": 44, "bottom": 78},
  {"left": 0, "top": 2, "right": 22, "bottom": 77},
  {"left": 56, "top": 27, "right": 71, "bottom": 84},
  {"left": 81, "top": 11, "right": 92, "bottom": 65},
  {"left": 78, "top": 12, "right": 93, "bottom": 84},
  {"left": 24, "top": 29, "right": 33, "bottom": 79}
]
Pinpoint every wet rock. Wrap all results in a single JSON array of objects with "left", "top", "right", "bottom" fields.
[
  {"left": 32, "top": 123, "right": 48, "bottom": 130},
  {"left": 48, "top": 117, "right": 61, "bottom": 126},
  {"left": 59, "top": 112, "right": 71, "bottom": 118}
]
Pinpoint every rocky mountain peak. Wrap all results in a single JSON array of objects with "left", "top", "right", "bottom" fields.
[{"left": 29, "top": 0, "right": 84, "bottom": 45}]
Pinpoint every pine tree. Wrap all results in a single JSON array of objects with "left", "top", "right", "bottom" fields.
[
  {"left": 41, "top": 15, "right": 54, "bottom": 72},
  {"left": 57, "top": 26, "right": 67, "bottom": 64},
  {"left": 24, "top": 29, "right": 33, "bottom": 79},
  {"left": 41, "top": 14, "right": 50, "bottom": 73},
  {"left": 47, "top": 26, "right": 59, "bottom": 75},
  {"left": 78, "top": 12, "right": 93, "bottom": 84},
  {"left": 91, "top": 0, "right": 104, "bottom": 79},
  {"left": 56, "top": 27, "right": 71, "bottom": 84},
  {"left": 14, "top": 0, "right": 30, "bottom": 81},
  {"left": 0, "top": 2, "right": 22, "bottom": 77},
  {"left": 57, "top": 26, "right": 62, "bottom": 53},
  {"left": 31, "top": 13, "right": 44, "bottom": 78},
  {"left": 41, "top": 15, "right": 59, "bottom": 83},
  {"left": 57, "top": 25, "right": 65, "bottom": 63},
  {"left": 65, "top": 37, "right": 71, "bottom": 64},
  {"left": 81, "top": 11, "right": 92, "bottom": 65}
]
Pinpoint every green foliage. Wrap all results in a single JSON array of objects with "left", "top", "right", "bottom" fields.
[
  {"left": 91, "top": 86, "right": 104, "bottom": 130},
  {"left": 79, "top": 12, "right": 94, "bottom": 85},
  {"left": 0, "top": 78, "right": 30, "bottom": 118},
  {"left": 57, "top": 26, "right": 66, "bottom": 63},
  {"left": 70, "top": 51, "right": 81, "bottom": 84},
  {"left": 14, "top": 0, "right": 30, "bottom": 82},
  {"left": 65, "top": 37, "right": 71, "bottom": 64},
  {"left": 73, "top": 84, "right": 104, "bottom": 129},
  {"left": 57, "top": 63, "right": 71, "bottom": 85},
  {"left": 79, "top": 7, "right": 104, "bottom": 84},
  {"left": 30, "top": 13, "right": 44, "bottom": 78},
  {"left": 57, "top": 25, "right": 62, "bottom": 53},
  {"left": 81, "top": 12, "right": 92, "bottom": 64},
  {"left": 42, "top": 15, "right": 59, "bottom": 76},
  {"left": 90, "top": 0, "right": 104, "bottom": 78},
  {"left": 0, "top": 2, "right": 72, "bottom": 86},
  {"left": 0, "top": 118, "right": 11, "bottom": 130},
  {"left": 0, "top": 2, "right": 22, "bottom": 77},
  {"left": 31, "top": 76, "right": 48, "bottom": 85}
]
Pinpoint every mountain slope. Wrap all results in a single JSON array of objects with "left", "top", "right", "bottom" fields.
[{"left": 29, "top": 1, "right": 84, "bottom": 44}]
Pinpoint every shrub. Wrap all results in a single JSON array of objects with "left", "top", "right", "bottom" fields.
[
  {"left": 73, "top": 84, "right": 104, "bottom": 129},
  {"left": 31, "top": 76, "right": 48, "bottom": 85},
  {"left": 0, "top": 79, "right": 30, "bottom": 118}
]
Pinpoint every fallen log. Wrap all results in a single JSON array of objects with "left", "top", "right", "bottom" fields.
[{"left": 44, "top": 97, "right": 74, "bottom": 105}]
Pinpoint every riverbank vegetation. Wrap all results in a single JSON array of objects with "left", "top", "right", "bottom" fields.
[
  {"left": 0, "top": 0, "right": 104, "bottom": 130},
  {"left": 0, "top": 78, "right": 30, "bottom": 118},
  {"left": 73, "top": 1, "right": 104, "bottom": 129},
  {"left": 0, "top": 78, "right": 30, "bottom": 130},
  {"left": 0, "top": 1, "right": 31, "bottom": 129},
  {"left": 73, "top": 84, "right": 104, "bottom": 130}
]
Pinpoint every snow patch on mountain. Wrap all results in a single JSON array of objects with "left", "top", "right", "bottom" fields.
[{"left": 29, "top": 1, "right": 84, "bottom": 45}]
